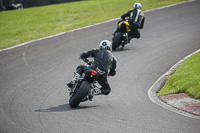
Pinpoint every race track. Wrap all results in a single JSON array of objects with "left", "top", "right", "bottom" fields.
[{"left": 0, "top": 0, "right": 200, "bottom": 133}]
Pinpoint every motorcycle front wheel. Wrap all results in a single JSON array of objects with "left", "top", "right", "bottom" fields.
[{"left": 69, "top": 81, "right": 90, "bottom": 108}]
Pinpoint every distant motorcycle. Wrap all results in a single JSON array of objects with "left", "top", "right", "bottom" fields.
[
  {"left": 68, "top": 58, "right": 102, "bottom": 108},
  {"left": 112, "top": 20, "right": 131, "bottom": 50}
]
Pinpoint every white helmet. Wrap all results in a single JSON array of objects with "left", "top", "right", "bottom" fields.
[
  {"left": 133, "top": 3, "right": 142, "bottom": 10},
  {"left": 99, "top": 40, "right": 112, "bottom": 51}
]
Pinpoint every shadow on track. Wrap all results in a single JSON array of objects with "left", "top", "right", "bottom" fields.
[
  {"left": 112, "top": 47, "right": 131, "bottom": 52},
  {"left": 35, "top": 104, "right": 99, "bottom": 112}
]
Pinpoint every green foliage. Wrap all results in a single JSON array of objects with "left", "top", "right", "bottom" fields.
[
  {"left": 0, "top": 0, "right": 189, "bottom": 49},
  {"left": 157, "top": 52, "right": 200, "bottom": 99}
]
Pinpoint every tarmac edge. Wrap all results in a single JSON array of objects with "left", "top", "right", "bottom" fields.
[
  {"left": 0, "top": 0, "right": 195, "bottom": 52},
  {"left": 148, "top": 49, "right": 200, "bottom": 119}
]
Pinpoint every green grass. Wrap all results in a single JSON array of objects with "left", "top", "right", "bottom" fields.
[
  {"left": 0, "top": 0, "right": 189, "bottom": 49},
  {"left": 157, "top": 51, "right": 200, "bottom": 99}
]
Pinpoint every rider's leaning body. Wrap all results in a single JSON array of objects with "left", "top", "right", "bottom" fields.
[
  {"left": 116, "top": 3, "right": 145, "bottom": 42},
  {"left": 67, "top": 40, "right": 117, "bottom": 95}
]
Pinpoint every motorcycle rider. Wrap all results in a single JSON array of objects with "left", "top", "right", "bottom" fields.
[
  {"left": 114, "top": 3, "right": 145, "bottom": 43},
  {"left": 67, "top": 40, "right": 117, "bottom": 97}
]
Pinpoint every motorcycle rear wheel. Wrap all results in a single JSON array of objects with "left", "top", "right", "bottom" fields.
[
  {"left": 69, "top": 81, "right": 89, "bottom": 108},
  {"left": 112, "top": 32, "right": 123, "bottom": 50}
]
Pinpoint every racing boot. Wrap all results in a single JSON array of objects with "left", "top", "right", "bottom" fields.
[{"left": 67, "top": 73, "right": 80, "bottom": 89}]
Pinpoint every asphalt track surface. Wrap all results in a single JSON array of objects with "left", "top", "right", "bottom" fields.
[{"left": 0, "top": 1, "right": 200, "bottom": 133}]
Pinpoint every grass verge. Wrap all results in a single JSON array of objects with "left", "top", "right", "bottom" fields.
[
  {"left": 157, "top": 51, "right": 200, "bottom": 99},
  {"left": 0, "top": 0, "right": 189, "bottom": 49}
]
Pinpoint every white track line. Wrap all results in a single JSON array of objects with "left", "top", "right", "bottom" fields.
[{"left": 0, "top": 0, "right": 195, "bottom": 52}]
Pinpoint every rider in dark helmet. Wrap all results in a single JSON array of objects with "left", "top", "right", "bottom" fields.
[
  {"left": 67, "top": 40, "right": 117, "bottom": 96},
  {"left": 120, "top": 3, "right": 145, "bottom": 42}
]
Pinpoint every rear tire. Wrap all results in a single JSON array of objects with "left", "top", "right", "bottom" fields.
[
  {"left": 112, "top": 32, "right": 123, "bottom": 50},
  {"left": 69, "top": 81, "right": 89, "bottom": 108}
]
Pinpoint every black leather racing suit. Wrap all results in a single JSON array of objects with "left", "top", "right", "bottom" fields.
[
  {"left": 76, "top": 49, "right": 117, "bottom": 95},
  {"left": 121, "top": 9, "right": 145, "bottom": 39}
]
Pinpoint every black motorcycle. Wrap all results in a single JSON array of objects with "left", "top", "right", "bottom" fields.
[
  {"left": 68, "top": 58, "right": 103, "bottom": 108},
  {"left": 112, "top": 20, "right": 131, "bottom": 50}
]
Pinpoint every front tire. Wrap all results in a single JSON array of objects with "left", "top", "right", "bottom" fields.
[{"left": 69, "top": 81, "right": 90, "bottom": 108}]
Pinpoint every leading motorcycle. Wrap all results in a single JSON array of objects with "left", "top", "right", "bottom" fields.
[
  {"left": 112, "top": 20, "right": 131, "bottom": 50},
  {"left": 68, "top": 58, "right": 102, "bottom": 108}
]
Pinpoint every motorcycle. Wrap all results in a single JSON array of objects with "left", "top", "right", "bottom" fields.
[
  {"left": 112, "top": 20, "right": 131, "bottom": 50},
  {"left": 68, "top": 58, "right": 103, "bottom": 108}
]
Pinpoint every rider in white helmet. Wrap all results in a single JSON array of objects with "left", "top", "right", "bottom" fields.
[
  {"left": 67, "top": 40, "right": 117, "bottom": 96},
  {"left": 133, "top": 2, "right": 142, "bottom": 10},
  {"left": 99, "top": 40, "right": 112, "bottom": 51},
  {"left": 121, "top": 2, "right": 145, "bottom": 42}
]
